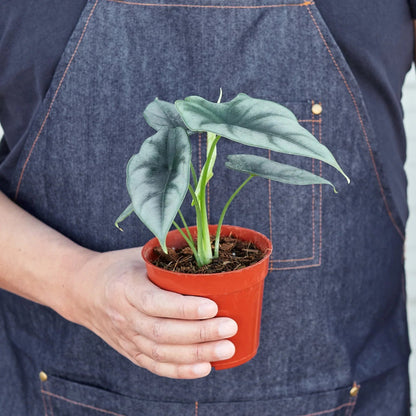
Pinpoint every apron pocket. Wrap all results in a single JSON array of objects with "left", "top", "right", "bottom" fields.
[
  {"left": 211, "top": 100, "right": 325, "bottom": 271},
  {"left": 39, "top": 374, "right": 359, "bottom": 416},
  {"left": 40, "top": 374, "right": 194, "bottom": 416}
]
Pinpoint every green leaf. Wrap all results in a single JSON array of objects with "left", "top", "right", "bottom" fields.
[
  {"left": 126, "top": 127, "right": 191, "bottom": 252},
  {"left": 115, "top": 203, "right": 134, "bottom": 231},
  {"left": 143, "top": 98, "right": 190, "bottom": 133},
  {"left": 226, "top": 154, "right": 337, "bottom": 192},
  {"left": 176, "top": 93, "right": 350, "bottom": 183}
]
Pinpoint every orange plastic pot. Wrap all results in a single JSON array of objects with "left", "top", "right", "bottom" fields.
[{"left": 141, "top": 225, "right": 272, "bottom": 370}]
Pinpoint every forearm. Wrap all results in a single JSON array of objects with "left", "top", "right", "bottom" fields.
[
  {"left": 0, "top": 191, "right": 93, "bottom": 320},
  {"left": 0, "top": 190, "right": 236, "bottom": 378}
]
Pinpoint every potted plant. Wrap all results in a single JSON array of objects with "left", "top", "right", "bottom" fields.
[{"left": 116, "top": 91, "right": 349, "bottom": 370}]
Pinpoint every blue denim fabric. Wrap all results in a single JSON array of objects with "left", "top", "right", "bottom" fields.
[{"left": 0, "top": 0, "right": 411, "bottom": 414}]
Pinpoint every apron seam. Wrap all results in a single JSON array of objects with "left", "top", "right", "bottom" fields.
[
  {"left": 14, "top": 0, "right": 100, "bottom": 201},
  {"left": 40, "top": 385, "right": 49, "bottom": 416},
  {"left": 105, "top": 0, "right": 315, "bottom": 9},
  {"left": 295, "top": 398, "right": 356, "bottom": 416},
  {"left": 305, "top": 4, "right": 405, "bottom": 241},
  {"left": 40, "top": 381, "right": 55, "bottom": 416},
  {"left": 344, "top": 395, "right": 359, "bottom": 416},
  {"left": 40, "top": 388, "right": 127, "bottom": 416}
]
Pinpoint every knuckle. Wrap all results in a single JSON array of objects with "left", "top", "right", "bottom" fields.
[
  {"left": 151, "top": 343, "right": 164, "bottom": 362},
  {"left": 178, "top": 301, "right": 187, "bottom": 319},
  {"left": 194, "top": 344, "right": 204, "bottom": 362},
  {"left": 140, "top": 290, "right": 156, "bottom": 314},
  {"left": 108, "top": 308, "right": 127, "bottom": 329},
  {"left": 198, "top": 324, "right": 209, "bottom": 342},
  {"left": 151, "top": 320, "right": 164, "bottom": 341},
  {"left": 133, "top": 351, "right": 145, "bottom": 367},
  {"left": 149, "top": 360, "right": 163, "bottom": 376}
]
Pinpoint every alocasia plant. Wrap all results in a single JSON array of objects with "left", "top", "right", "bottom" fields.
[{"left": 116, "top": 92, "right": 349, "bottom": 267}]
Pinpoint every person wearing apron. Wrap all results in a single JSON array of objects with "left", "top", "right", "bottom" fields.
[{"left": 0, "top": 0, "right": 415, "bottom": 414}]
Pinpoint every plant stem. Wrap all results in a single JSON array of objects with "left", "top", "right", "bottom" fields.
[
  {"left": 178, "top": 209, "right": 192, "bottom": 240},
  {"left": 196, "top": 134, "right": 222, "bottom": 265},
  {"left": 214, "top": 175, "right": 254, "bottom": 258},
  {"left": 187, "top": 184, "right": 205, "bottom": 263},
  {"left": 172, "top": 221, "right": 202, "bottom": 266},
  {"left": 190, "top": 163, "right": 198, "bottom": 189}
]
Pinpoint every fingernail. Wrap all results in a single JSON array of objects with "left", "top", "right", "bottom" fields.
[
  {"left": 198, "top": 302, "right": 217, "bottom": 318},
  {"left": 218, "top": 320, "right": 238, "bottom": 338},
  {"left": 193, "top": 363, "right": 211, "bottom": 376},
  {"left": 215, "top": 342, "right": 235, "bottom": 360}
]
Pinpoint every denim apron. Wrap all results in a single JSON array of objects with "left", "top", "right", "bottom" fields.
[{"left": 0, "top": 0, "right": 411, "bottom": 414}]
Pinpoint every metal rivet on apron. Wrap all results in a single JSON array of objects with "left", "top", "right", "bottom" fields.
[
  {"left": 311, "top": 103, "right": 322, "bottom": 115},
  {"left": 39, "top": 371, "right": 48, "bottom": 382},
  {"left": 349, "top": 382, "right": 360, "bottom": 397}
]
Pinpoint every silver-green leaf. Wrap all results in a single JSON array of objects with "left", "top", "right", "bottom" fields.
[
  {"left": 126, "top": 127, "right": 191, "bottom": 252},
  {"left": 143, "top": 98, "right": 190, "bottom": 133},
  {"left": 176, "top": 93, "right": 349, "bottom": 183},
  {"left": 226, "top": 154, "right": 337, "bottom": 192},
  {"left": 115, "top": 203, "right": 134, "bottom": 231}
]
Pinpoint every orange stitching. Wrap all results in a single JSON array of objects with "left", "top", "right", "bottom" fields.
[
  {"left": 345, "top": 393, "right": 359, "bottom": 416},
  {"left": 345, "top": 399, "right": 353, "bottom": 416},
  {"left": 48, "top": 395, "right": 55, "bottom": 416},
  {"left": 40, "top": 381, "right": 55, "bottom": 416},
  {"left": 106, "top": 0, "right": 314, "bottom": 9},
  {"left": 272, "top": 256, "right": 314, "bottom": 263},
  {"left": 297, "top": 119, "right": 322, "bottom": 123},
  {"left": 43, "top": 382, "right": 55, "bottom": 416},
  {"left": 41, "top": 389, "right": 48, "bottom": 416},
  {"left": 14, "top": 0, "right": 99, "bottom": 200},
  {"left": 195, "top": 401, "right": 199, "bottom": 416},
  {"left": 270, "top": 262, "right": 321, "bottom": 271},
  {"left": 296, "top": 400, "right": 354, "bottom": 416},
  {"left": 306, "top": 5, "right": 404, "bottom": 241},
  {"left": 318, "top": 115, "right": 323, "bottom": 265},
  {"left": 311, "top": 114, "right": 316, "bottom": 260},
  {"left": 40, "top": 390, "right": 126, "bottom": 416}
]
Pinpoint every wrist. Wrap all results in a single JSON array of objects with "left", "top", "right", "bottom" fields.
[{"left": 54, "top": 245, "right": 97, "bottom": 325}]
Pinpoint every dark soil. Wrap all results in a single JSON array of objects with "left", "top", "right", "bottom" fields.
[{"left": 152, "top": 235, "right": 264, "bottom": 274}]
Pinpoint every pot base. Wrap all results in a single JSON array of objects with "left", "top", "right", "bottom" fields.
[{"left": 212, "top": 349, "right": 258, "bottom": 371}]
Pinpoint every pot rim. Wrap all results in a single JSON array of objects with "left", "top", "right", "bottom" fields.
[{"left": 141, "top": 224, "right": 272, "bottom": 279}]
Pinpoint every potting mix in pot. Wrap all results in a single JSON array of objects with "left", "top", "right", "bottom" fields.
[{"left": 116, "top": 91, "right": 349, "bottom": 370}]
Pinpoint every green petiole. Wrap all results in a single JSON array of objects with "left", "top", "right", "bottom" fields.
[
  {"left": 172, "top": 221, "right": 202, "bottom": 266},
  {"left": 214, "top": 175, "right": 254, "bottom": 258}
]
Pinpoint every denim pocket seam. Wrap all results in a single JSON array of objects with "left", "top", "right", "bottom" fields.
[
  {"left": 294, "top": 396, "right": 357, "bottom": 416},
  {"left": 305, "top": 4, "right": 404, "bottom": 241},
  {"left": 105, "top": 0, "right": 315, "bottom": 9},
  {"left": 40, "top": 382, "right": 127, "bottom": 416},
  {"left": 13, "top": 0, "right": 100, "bottom": 201}
]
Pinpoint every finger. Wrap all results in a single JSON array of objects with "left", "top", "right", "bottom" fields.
[
  {"left": 131, "top": 335, "right": 236, "bottom": 364},
  {"left": 134, "top": 353, "right": 213, "bottom": 379},
  {"left": 117, "top": 337, "right": 213, "bottom": 379},
  {"left": 127, "top": 282, "right": 219, "bottom": 320},
  {"left": 134, "top": 315, "right": 238, "bottom": 344}
]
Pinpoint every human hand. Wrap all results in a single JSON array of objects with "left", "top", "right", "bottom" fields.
[{"left": 66, "top": 247, "right": 237, "bottom": 379}]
